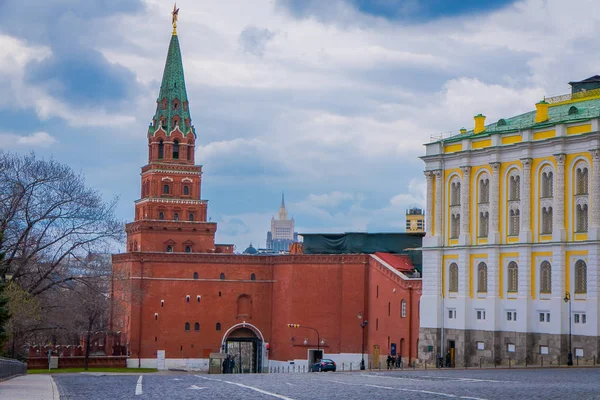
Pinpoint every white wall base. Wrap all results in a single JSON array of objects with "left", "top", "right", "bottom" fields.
[{"left": 127, "top": 358, "right": 209, "bottom": 371}]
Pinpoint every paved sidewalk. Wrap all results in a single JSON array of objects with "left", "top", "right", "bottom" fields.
[{"left": 0, "top": 374, "right": 60, "bottom": 400}]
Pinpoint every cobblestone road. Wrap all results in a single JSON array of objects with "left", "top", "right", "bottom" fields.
[{"left": 54, "top": 368, "right": 600, "bottom": 400}]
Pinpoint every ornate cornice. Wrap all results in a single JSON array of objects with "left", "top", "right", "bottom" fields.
[{"left": 134, "top": 198, "right": 208, "bottom": 205}]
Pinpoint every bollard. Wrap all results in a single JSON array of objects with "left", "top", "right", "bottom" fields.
[
  {"left": 379, "top": 362, "right": 381, "bottom": 370},
  {"left": 480, "top": 357, "right": 482, "bottom": 369},
  {"left": 413, "top": 361, "right": 416, "bottom": 370},
  {"left": 594, "top": 355, "right": 596, "bottom": 366},
  {"left": 541, "top": 357, "right": 543, "bottom": 368},
  {"left": 577, "top": 356, "right": 579, "bottom": 366},
  {"left": 350, "top": 363, "right": 352, "bottom": 372},
  {"left": 509, "top": 358, "right": 511, "bottom": 368},
  {"left": 342, "top": 363, "right": 344, "bottom": 372}
]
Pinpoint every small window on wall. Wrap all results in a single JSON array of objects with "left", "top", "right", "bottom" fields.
[
  {"left": 401, "top": 300, "right": 407, "bottom": 318},
  {"left": 186, "top": 295, "right": 190, "bottom": 303},
  {"left": 220, "top": 273, "right": 225, "bottom": 280},
  {"left": 476, "top": 310, "right": 486, "bottom": 320},
  {"left": 193, "top": 272, "right": 198, "bottom": 279},
  {"left": 174, "top": 213, "right": 179, "bottom": 221},
  {"left": 159, "top": 212, "right": 164, "bottom": 220},
  {"left": 163, "top": 185, "right": 170, "bottom": 194},
  {"left": 185, "top": 246, "right": 192, "bottom": 253},
  {"left": 251, "top": 273, "right": 256, "bottom": 281},
  {"left": 216, "top": 322, "right": 221, "bottom": 331},
  {"left": 194, "top": 323, "right": 200, "bottom": 331},
  {"left": 166, "top": 245, "right": 173, "bottom": 252},
  {"left": 158, "top": 140, "right": 164, "bottom": 159},
  {"left": 185, "top": 322, "right": 190, "bottom": 331},
  {"left": 189, "top": 213, "right": 194, "bottom": 221},
  {"left": 183, "top": 186, "right": 190, "bottom": 195},
  {"left": 448, "top": 309, "right": 456, "bottom": 319},
  {"left": 173, "top": 140, "right": 180, "bottom": 159}
]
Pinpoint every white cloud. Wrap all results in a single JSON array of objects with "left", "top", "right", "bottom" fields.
[{"left": 0, "top": 131, "right": 57, "bottom": 148}]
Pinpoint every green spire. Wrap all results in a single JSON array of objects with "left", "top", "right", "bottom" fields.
[{"left": 150, "top": 33, "right": 195, "bottom": 137}]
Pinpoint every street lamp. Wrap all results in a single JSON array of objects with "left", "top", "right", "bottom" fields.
[
  {"left": 563, "top": 292, "right": 573, "bottom": 366},
  {"left": 358, "top": 312, "right": 368, "bottom": 370}
]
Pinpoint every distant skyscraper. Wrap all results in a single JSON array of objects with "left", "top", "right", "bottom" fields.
[
  {"left": 406, "top": 207, "right": 425, "bottom": 233},
  {"left": 266, "top": 193, "right": 298, "bottom": 253}
]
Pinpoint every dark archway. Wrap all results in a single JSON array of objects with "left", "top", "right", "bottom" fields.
[{"left": 223, "top": 327, "right": 263, "bottom": 373}]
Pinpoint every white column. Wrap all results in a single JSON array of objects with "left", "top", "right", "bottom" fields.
[
  {"left": 554, "top": 154, "right": 566, "bottom": 241},
  {"left": 489, "top": 162, "right": 501, "bottom": 244},
  {"left": 425, "top": 171, "right": 434, "bottom": 237},
  {"left": 589, "top": 149, "right": 600, "bottom": 240},
  {"left": 520, "top": 158, "right": 532, "bottom": 243},
  {"left": 459, "top": 166, "right": 471, "bottom": 245},
  {"left": 434, "top": 169, "right": 444, "bottom": 242}
]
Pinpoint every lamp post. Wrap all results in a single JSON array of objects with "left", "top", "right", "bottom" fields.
[
  {"left": 358, "top": 312, "right": 368, "bottom": 370},
  {"left": 563, "top": 292, "right": 573, "bottom": 366},
  {"left": 287, "top": 324, "right": 321, "bottom": 352}
]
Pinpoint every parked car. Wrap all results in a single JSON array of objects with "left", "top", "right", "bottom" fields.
[{"left": 311, "top": 359, "right": 336, "bottom": 372}]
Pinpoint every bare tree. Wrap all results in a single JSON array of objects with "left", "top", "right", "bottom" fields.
[{"left": 0, "top": 151, "right": 124, "bottom": 296}]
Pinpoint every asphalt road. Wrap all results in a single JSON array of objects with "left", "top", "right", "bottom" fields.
[{"left": 54, "top": 368, "right": 600, "bottom": 400}]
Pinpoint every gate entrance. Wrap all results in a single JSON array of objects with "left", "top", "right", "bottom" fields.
[{"left": 225, "top": 327, "right": 262, "bottom": 373}]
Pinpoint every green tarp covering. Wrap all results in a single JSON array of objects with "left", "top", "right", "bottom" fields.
[{"left": 300, "top": 232, "right": 423, "bottom": 272}]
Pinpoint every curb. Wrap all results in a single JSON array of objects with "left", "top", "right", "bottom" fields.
[{"left": 50, "top": 376, "right": 60, "bottom": 399}]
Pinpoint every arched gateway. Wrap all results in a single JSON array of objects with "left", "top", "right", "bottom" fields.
[{"left": 221, "top": 323, "right": 265, "bottom": 373}]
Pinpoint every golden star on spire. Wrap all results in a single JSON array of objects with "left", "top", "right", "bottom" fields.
[{"left": 171, "top": 3, "right": 180, "bottom": 35}]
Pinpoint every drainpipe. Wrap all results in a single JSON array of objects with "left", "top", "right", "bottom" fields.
[
  {"left": 138, "top": 259, "right": 145, "bottom": 368},
  {"left": 439, "top": 152, "right": 446, "bottom": 360},
  {"left": 408, "top": 286, "right": 413, "bottom": 364}
]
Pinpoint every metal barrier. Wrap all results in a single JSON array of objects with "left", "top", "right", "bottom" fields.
[{"left": 0, "top": 357, "right": 27, "bottom": 381}]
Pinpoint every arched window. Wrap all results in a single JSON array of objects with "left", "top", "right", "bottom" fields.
[
  {"left": 576, "top": 204, "right": 588, "bottom": 232},
  {"left": 187, "top": 145, "right": 193, "bottom": 161},
  {"left": 569, "top": 106, "right": 579, "bottom": 115},
  {"left": 159, "top": 212, "right": 164, "bottom": 220},
  {"left": 220, "top": 273, "right": 225, "bottom": 280},
  {"left": 174, "top": 213, "right": 179, "bottom": 221},
  {"left": 477, "top": 262, "right": 488, "bottom": 293},
  {"left": 575, "top": 260, "right": 587, "bottom": 294},
  {"left": 158, "top": 140, "right": 164, "bottom": 159},
  {"left": 449, "top": 263, "right": 458, "bottom": 293},
  {"left": 509, "top": 175, "right": 520, "bottom": 201},
  {"left": 216, "top": 322, "right": 221, "bottom": 331},
  {"left": 479, "top": 178, "right": 490, "bottom": 203},
  {"left": 576, "top": 167, "right": 589, "bottom": 195},
  {"left": 185, "top": 245, "right": 192, "bottom": 253},
  {"left": 542, "top": 171, "right": 554, "bottom": 198},
  {"left": 184, "top": 322, "right": 190, "bottom": 331},
  {"left": 166, "top": 245, "right": 173, "bottom": 252},
  {"left": 173, "top": 140, "right": 180, "bottom": 159},
  {"left": 193, "top": 272, "right": 198, "bottom": 279},
  {"left": 183, "top": 185, "right": 189, "bottom": 195},
  {"left": 509, "top": 209, "right": 520, "bottom": 236},
  {"left": 542, "top": 207, "right": 553, "bottom": 234},
  {"left": 540, "top": 261, "right": 552, "bottom": 294},
  {"left": 163, "top": 184, "right": 169, "bottom": 194},
  {"left": 401, "top": 300, "right": 407, "bottom": 318},
  {"left": 251, "top": 273, "right": 256, "bottom": 281},
  {"left": 188, "top": 213, "right": 194, "bottom": 221},
  {"left": 450, "top": 214, "right": 460, "bottom": 239},
  {"left": 194, "top": 322, "right": 200, "bottom": 331},
  {"left": 450, "top": 181, "right": 461, "bottom": 206},
  {"left": 479, "top": 211, "right": 489, "bottom": 237},
  {"left": 507, "top": 261, "right": 518, "bottom": 293}
]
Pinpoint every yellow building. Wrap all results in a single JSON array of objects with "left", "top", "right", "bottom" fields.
[
  {"left": 406, "top": 208, "right": 425, "bottom": 233},
  {"left": 419, "top": 76, "right": 600, "bottom": 367}
]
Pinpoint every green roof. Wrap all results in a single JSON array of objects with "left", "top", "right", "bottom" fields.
[
  {"left": 149, "top": 34, "right": 195, "bottom": 137},
  {"left": 439, "top": 97, "right": 600, "bottom": 144}
]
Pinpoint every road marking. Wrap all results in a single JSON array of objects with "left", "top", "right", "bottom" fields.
[
  {"left": 173, "top": 378, "right": 183, "bottom": 381},
  {"left": 323, "top": 379, "right": 488, "bottom": 400},
  {"left": 188, "top": 385, "right": 207, "bottom": 390},
  {"left": 135, "top": 375, "right": 143, "bottom": 395},
  {"left": 285, "top": 383, "right": 295, "bottom": 386},
  {"left": 362, "top": 373, "right": 506, "bottom": 384},
  {"left": 460, "top": 397, "right": 488, "bottom": 400},
  {"left": 198, "top": 376, "right": 296, "bottom": 400}
]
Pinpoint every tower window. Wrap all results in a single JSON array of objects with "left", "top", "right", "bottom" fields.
[
  {"left": 193, "top": 272, "right": 198, "bottom": 279},
  {"left": 158, "top": 140, "right": 164, "bottom": 159},
  {"left": 185, "top": 245, "right": 191, "bottom": 253},
  {"left": 159, "top": 212, "right": 164, "bottom": 220},
  {"left": 163, "top": 185, "right": 169, "bottom": 194},
  {"left": 173, "top": 140, "right": 180, "bottom": 159},
  {"left": 174, "top": 213, "right": 179, "bottom": 221},
  {"left": 251, "top": 273, "right": 256, "bottom": 281},
  {"left": 194, "top": 322, "right": 200, "bottom": 331},
  {"left": 183, "top": 185, "right": 189, "bottom": 195},
  {"left": 216, "top": 322, "right": 221, "bottom": 331},
  {"left": 220, "top": 273, "right": 225, "bottom": 280},
  {"left": 185, "top": 322, "right": 190, "bottom": 331},
  {"left": 166, "top": 245, "right": 173, "bottom": 253},
  {"left": 188, "top": 213, "right": 194, "bottom": 221},
  {"left": 186, "top": 295, "right": 190, "bottom": 303}
]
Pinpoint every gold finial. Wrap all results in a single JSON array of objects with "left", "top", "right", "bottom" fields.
[{"left": 171, "top": 3, "right": 180, "bottom": 35}]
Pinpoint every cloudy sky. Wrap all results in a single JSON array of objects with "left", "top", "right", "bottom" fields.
[{"left": 2, "top": 0, "right": 600, "bottom": 251}]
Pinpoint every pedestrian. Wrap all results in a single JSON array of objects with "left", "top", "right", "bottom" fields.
[
  {"left": 230, "top": 356, "right": 236, "bottom": 373},
  {"left": 386, "top": 355, "right": 392, "bottom": 370},
  {"left": 396, "top": 355, "right": 402, "bottom": 368},
  {"left": 436, "top": 353, "right": 442, "bottom": 368},
  {"left": 223, "top": 355, "right": 230, "bottom": 374},
  {"left": 445, "top": 351, "right": 451, "bottom": 368}
]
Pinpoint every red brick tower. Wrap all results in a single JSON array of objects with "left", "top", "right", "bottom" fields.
[{"left": 125, "top": 21, "right": 218, "bottom": 254}]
